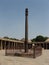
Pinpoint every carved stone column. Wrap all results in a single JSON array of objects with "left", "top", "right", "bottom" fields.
[
  {"left": 1, "top": 40, "right": 2, "bottom": 50},
  {"left": 25, "top": 8, "right": 28, "bottom": 52}
]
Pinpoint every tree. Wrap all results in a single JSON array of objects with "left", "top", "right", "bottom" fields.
[
  {"left": 31, "top": 38, "right": 36, "bottom": 42},
  {"left": 3, "top": 36, "right": 19, "bottom": 41},
  {"left": 10, "top": 38, "right": 19, "bottom": 41},
  {"left": 35, "top": 35, "right": 45, "bottom": 42},
  {"left": 3, "top": 36, "right": 9, "bottom": 39},
  {"left": 31, "top": 35, "right": 48, "bottom": 42}
]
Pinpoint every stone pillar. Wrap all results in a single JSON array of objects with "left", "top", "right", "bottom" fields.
[
  {"left": 12, "top": 42, "right": 13, "bottom": 49},
  {"left": 39, "top": 43, "right": 40, "bottom": 46},
  {"left": 13, "top": 42, "right": 15, "bottom": 50},
  {"left": 46, "top": 43, "right": 47, "bottom": 49},
  {"left": 43, "top": 43, "right": 44, "bottom": 49},
  {"left": 4, "top": 41, "right": 6, "bottom": 49},
  {"left": 1, "top": 40, "right": 2, "bottom": 50},
  {"left": 5, "top": 41, "right": 7, "bottom": 56},
  {"left": 25, "top": 8, "right": 28, "bottom": 53},
  {"left": 8, "top": 42, "right": 10, "bottom": 49},
  {"left": 33, "top": 44, "right": 35, "bottom": 58},
  {"left": 13, "top": 42, "right": 14, "bottom": 49},
  {"left": 14, "top": 42, "right": 15, "bottom": 53},
  {"left": 15, "top": 43, "right": 16, "bottom": 49}
]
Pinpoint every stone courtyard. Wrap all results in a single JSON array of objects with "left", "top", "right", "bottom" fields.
[{"left": 0, "top": 49, "right": 49, "bottom": 65}]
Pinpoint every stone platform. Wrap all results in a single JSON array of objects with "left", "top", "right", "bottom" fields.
[{"left": 5, "top": 47, "right": 42, "bottom": 58}]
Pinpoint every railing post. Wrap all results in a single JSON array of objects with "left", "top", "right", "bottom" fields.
[{"left": 33, "top": 44, "right": 35, "bottom": 58}]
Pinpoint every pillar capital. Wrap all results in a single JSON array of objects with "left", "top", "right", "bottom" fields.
[{"left": 25, "top": 8, "right": 28, "bottom": 16}]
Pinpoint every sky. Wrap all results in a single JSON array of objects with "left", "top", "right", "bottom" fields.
[{"left": 0, "top": 0, "right": 49, "bottom": 40}]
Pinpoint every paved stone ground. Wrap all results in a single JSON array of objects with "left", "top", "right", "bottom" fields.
[{"left": 0, "top": 49, "right": 49, "bottom": 65}]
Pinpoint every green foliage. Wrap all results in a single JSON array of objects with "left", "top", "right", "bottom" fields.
[
  {"left": 3, "top": 36, "right": 9, "bottom": 39},
  {"left": 31, "top": 35, "right": 48, "bottom": 42},
  {"left": 31, "top": 38, "right": 36, "bottom": 42},
  {"left": 10, "top": 38, "right": 19, "bottom": 41},
  {"left": 35, "top": 35, "right": 45, "bottom": 42},
  {"left": 3, "top": 36, "right": 19, "bottom": 41},
  {"left": 44, "top": 37, "right": 48, "bottom": 41}
]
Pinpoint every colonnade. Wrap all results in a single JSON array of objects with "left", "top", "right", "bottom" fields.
[
  {"left": 0, "top": 40, "right": 24, "bottom": 50},
  {"left": 34, "top": 42, "right": 49, "bottom": 49},
  {"left": 0, "top": 39, "right": 49, "bottom": 50}
]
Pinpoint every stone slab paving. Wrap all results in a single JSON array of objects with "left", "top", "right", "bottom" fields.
[{"left": 0, "top": 49, "right": 49, "bottom": 65}]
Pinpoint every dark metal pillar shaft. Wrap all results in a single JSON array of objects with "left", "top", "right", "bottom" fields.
[{"left": 25, "top": 8, "right": 28, "bottom": 52}]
